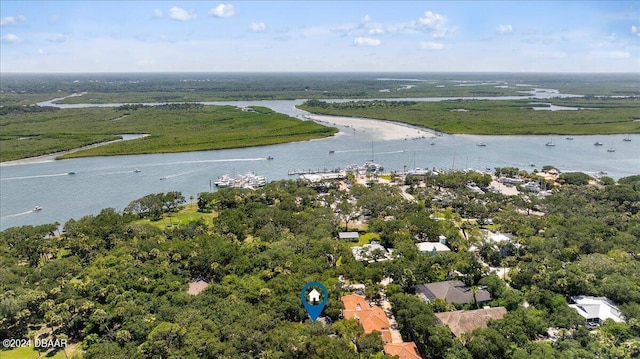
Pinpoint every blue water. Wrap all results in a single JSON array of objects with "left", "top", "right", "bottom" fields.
[{"left": 1, "top": 96, "right": 639, "bottom": 230}]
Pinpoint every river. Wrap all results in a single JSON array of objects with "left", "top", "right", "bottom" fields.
[{"left": 1, "top": 92, "right": 638, "bottom": 230}]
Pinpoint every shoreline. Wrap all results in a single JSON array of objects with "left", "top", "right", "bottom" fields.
[
  {"left": 0, "top": 134, "right": 149, "bottom": 166},
  {"left": 305, "top": 114, "right": 439, "bottom": 141}
]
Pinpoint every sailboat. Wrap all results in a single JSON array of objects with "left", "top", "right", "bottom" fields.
[
  {"left": 545, "top": 138, "right": 555, "bottom": 147},
  {"left": 623, "top": 137, "right": 631, "bottom": 142},
  {"left": 607, "top": 142, "right": 615, "bottom": 152}
]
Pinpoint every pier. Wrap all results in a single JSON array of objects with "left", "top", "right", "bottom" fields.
[{"left": 288, "top": 168, "right": 344, "bottom": 176}]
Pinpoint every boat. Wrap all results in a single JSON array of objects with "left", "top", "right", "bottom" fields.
[
  {"left": 530, "top": 163, "right": 536, "bottom": 167},
  {"left": 477, "top": 142, "right": 487, "bottom": 147},
  {"left": 214, "top": 174, "right": 233, "bottom": 187},
  {"left": 68, "top": 171, "right": 76, "bottom": 175},
  {"left": 33, "top": 206, "right": 42, "bottom": 212},
  {"left": 607, "top": 148, "right": 615, "bottom": 153},
  {"left": 566, "top": 136, "right": 574, "bottom": 140},
  {"left": 214, "top": 172, "right": 267, "bottom": 189},
  {"left": 133, "top": 169, "right": 141, "bottom": 173},
  {"left": 329, "top": 150, "right": 335, "bottom": 154},
  {"left": 623, "top": 137, "right": 631, "bottom": 142},
  {"left": 594, "top": 141, "right": 603, "bottom": 146},
  {"left": 430, "top": 142, "right": 436, "bottom": 146},
  {"left": 545, "top": 141, "right": 555, "bottom": 147},
  {"left": 266, "top": 156, "right": 274, "bottom": 160}
]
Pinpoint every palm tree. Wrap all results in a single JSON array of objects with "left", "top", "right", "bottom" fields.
[{"left": 470, "top": 285, "right": 479, "bottom": 309}]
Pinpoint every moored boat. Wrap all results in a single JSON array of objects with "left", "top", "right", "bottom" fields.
[{"left": 594, "top": 141, "right": 603, "bottom": 146}]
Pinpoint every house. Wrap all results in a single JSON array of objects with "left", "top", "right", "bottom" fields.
[
  {"left": 434, "top": 307, "right": 507, "bottom": 337},
  {"left": 338, "top": 232, "right": 360, "bottom": 241},
  {"left": 416, "top": 241, "right": 451, "bottom": 253},
  {"left": 341, "top": 293, "right": 393, "bottom": 343},
  {"left": 485, "top": 231, "right": 512, "bottom": 244},
  {"left": 383, "top": 342, "right": 422, "bottom": 359},
  {"left": 414, "top": 280, "right": 492, "bottom": 305},
  {"left": 351, "top": 241, "right": 395, "bottom": 262},
  {"left": 569, "top": 296, "right": 626, "bottom": 328}
]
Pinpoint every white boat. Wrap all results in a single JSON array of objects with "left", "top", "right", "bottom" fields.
[
  {"left": 594, "top": 141, "right": 603, "bottom": 146},
  {"left": 477, "top": 142, "right": 487, "bottom": 147},
  {"left": 566, "top": 136, "right": 574, "bottom": 140},
  {"left": 33, "top": 206, "right": 42, "bottom": 211},
  {"left": 623, "top": 137, "right": 631, "bottom": 142},
  {"left": 214, "top": 174, "right": 233, "bottom": 187},
  {"left": 545, "top": 141, "right": 555, "bottom": 147}
]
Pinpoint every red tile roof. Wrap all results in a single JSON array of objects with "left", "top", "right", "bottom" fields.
[
  {"left": 384, "top": 342, "right": 422, "bottom": 359},
  {"left": 341, "top": 293, "right": 392, "bottom": 343}
]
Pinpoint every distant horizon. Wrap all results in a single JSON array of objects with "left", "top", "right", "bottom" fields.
[
  {"left": 1, "top": 1, "right": 638, "bottom": 73},
  {"left": 2, "top": 71, "right": 639, "bottom": 75}
]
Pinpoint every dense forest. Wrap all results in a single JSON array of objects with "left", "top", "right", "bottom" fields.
[{"left": 1, "top": 171, "right": 639, "bottom": 358}]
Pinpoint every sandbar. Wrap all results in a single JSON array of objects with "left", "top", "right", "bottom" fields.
[{"left": 305, "top": 114, "right": 438, "bottom": 141}]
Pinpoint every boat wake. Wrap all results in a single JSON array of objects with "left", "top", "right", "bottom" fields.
[
  {"left": 1, "top": 209, "right": 37, "bottom": 218},
  {"left": 0, "top": 173, "right": 71, "bottom": 181},
  {"left": 376, "top": 150, "right": 408, "bottom": 155},
  {"left": 143, "top": 158, "right": 266, "bottom": 167},
  {"left": 159, "top": 170, "right": 198, "bottom": 180}
]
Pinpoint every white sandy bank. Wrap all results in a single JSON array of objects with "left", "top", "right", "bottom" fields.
[{"left": 305, "top": 114, "right": 438, "bottom": 141}]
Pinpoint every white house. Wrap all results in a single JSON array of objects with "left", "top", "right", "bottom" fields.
[
  {"left": 416, "top": 241, "right": 451, "bottom": 253},
  {"left": 351, "top": 242, "right": 394, "bottom": 262},
  {"left": 569, "top": 296, "right": 625, "bottom": 329}
]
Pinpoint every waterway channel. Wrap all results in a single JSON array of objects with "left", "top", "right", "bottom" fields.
[{"left": 1, "top": 92, "right": 638, "bottom": 230}]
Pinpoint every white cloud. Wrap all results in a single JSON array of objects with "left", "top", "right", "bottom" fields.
[
  {"left": 137, "top": 58, "right": 155, "bottom": 66},
  {"left": 417, "top": 11, "right": 451, "bottom": 38},
  {"left": 589, "top": 50, "right": 631, "bottom": 59},
  {"left": 48, "top": 33, "right": 67, "bottom": 42},
  {"left": 169, "top": 7, "right": 196, "bottom": 21},
  {"left": 353, "top": 37, "right": 380, "bottom": 46},
  {"left": 249, "top": 22, "right": 266, "bottom": 32},
  {"left": 369, "top": 28, "right": 384, "bottom": 35},
  {"left": 420, "top": 41, "right": 444, "bottom": 50},
  {"left": 496, "top": 24, "right": 513, "bottom": 34},
  {"left": 49, "top": 15, "right": 59, "bottom": 25},
  {"left": 1, "top": 15, "right": 26, "bottom": 27},
  {"left": 209, "top": 4, "right": 236, "bottom": 18},
  {"left": 632, "top": 25, "right": 640, "bottom": 37},
  {"left": 152, "top": 9, "right": 163, "bottom": 19},
  {"left": 361, "top": 15, "right": 371, "bottom": 23},
  {"left": 1, "top": 33, "right": 21, "bottom": 43}
]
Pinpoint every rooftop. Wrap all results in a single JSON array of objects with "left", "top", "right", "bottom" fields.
[
  {"left": 434, "top": 307, "right": 508, "bottom": 337},
  {"left": 569, "top": 296, "right": 625, "bottom": 323},
  {"left": 384, "top": 342, "right": 422, "bottom": 359},
  {"left": 416, "top": 241, "right": 451, "bottom": 253},
  {"left": 414, "top": 280, "right": 492, "bottom": 305}
]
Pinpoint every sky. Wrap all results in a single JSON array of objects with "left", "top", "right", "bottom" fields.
[{"left": 1, "top": 1, "right": 639, "bottom": 73}]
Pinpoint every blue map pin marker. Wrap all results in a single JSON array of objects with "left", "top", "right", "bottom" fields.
[{"left": 301, "top": 281, "right": 328, "bottom": 321}]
